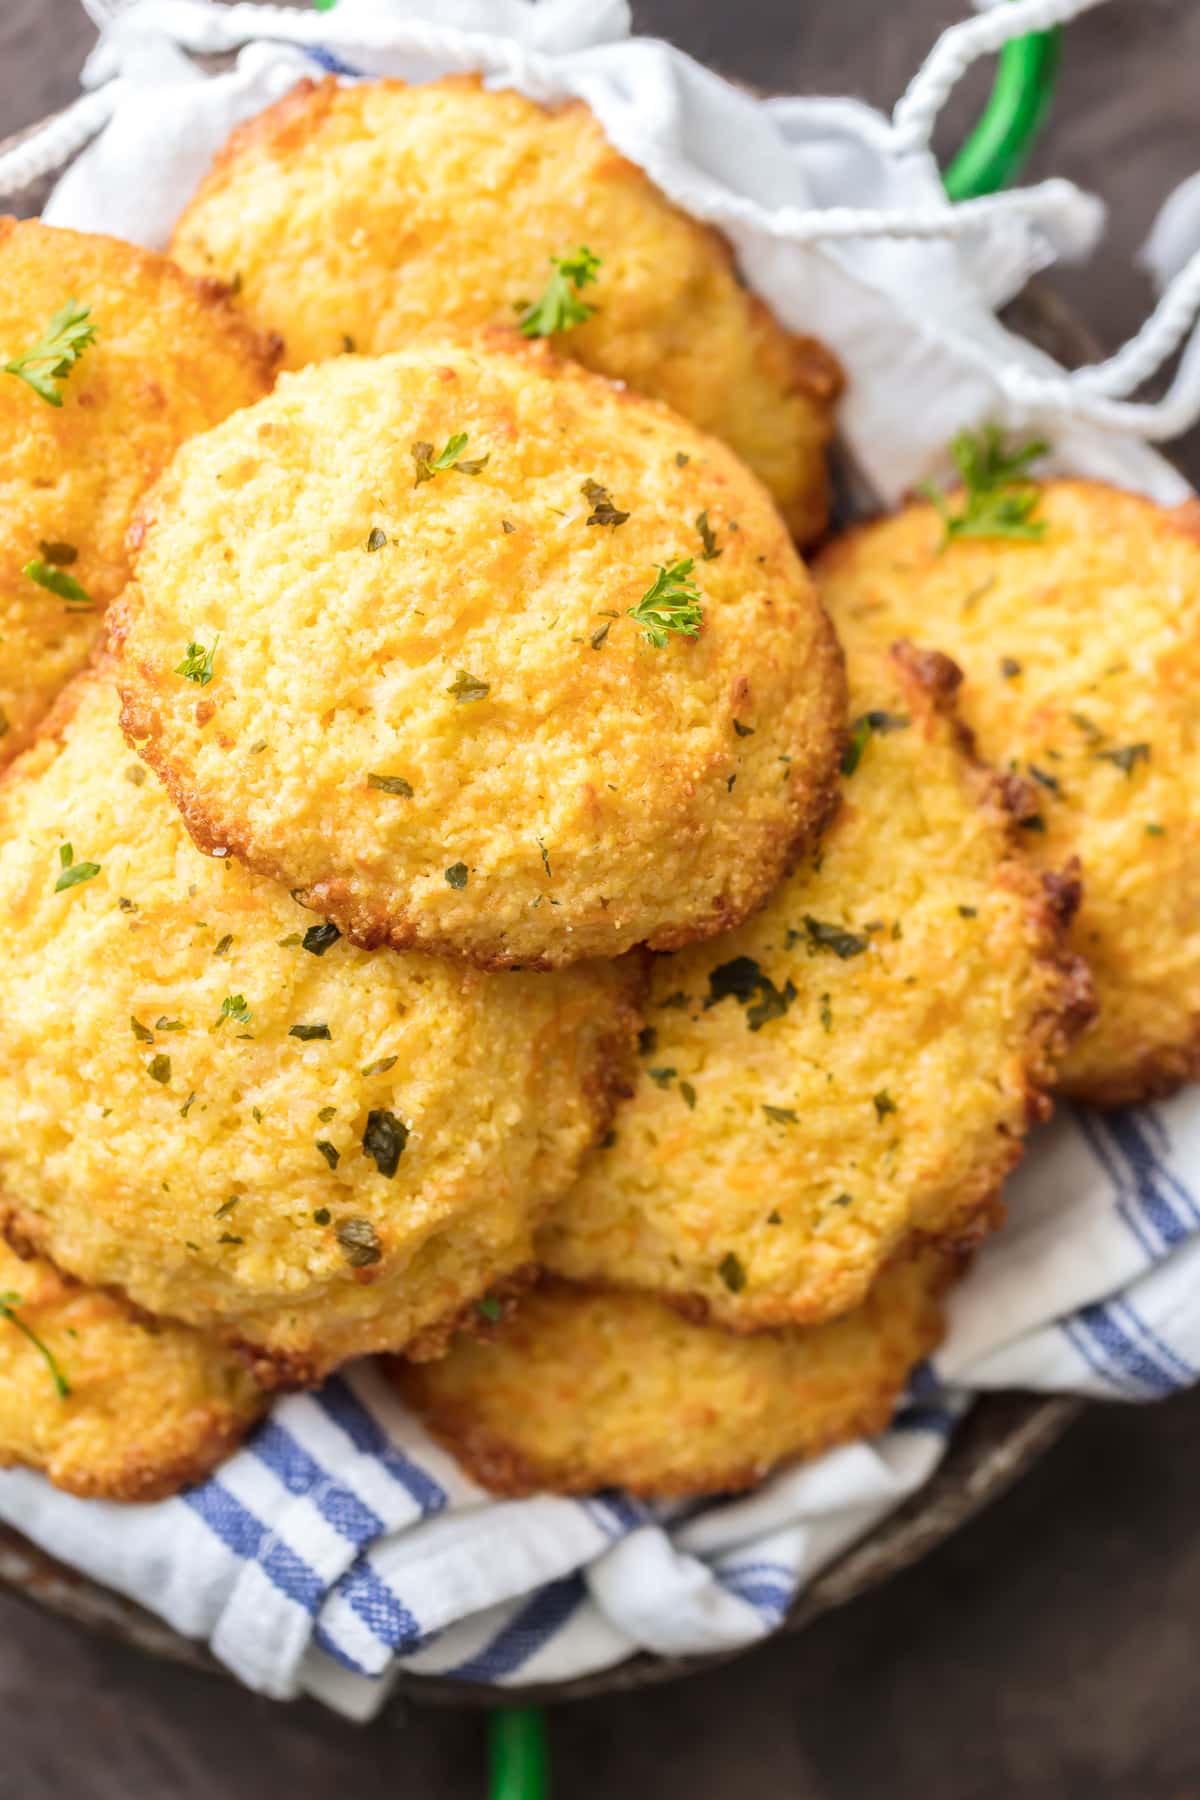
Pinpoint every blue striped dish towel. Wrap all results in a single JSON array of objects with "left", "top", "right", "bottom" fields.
[{"left": 2, "top": 0, "right": 1199, "bottom": 1718}]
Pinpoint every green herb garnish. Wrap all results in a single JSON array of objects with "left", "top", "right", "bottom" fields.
[
  {"left": 518, "top": 247, "right": 601, "bottom": 338},
  {"left": 703, "top": 955, "right": 796, "bottom": 1032},
  {"left": 54, "top": 843, "right": 100, "bottom": 893},
  {"left": 367, "top": 773, "right": 413, "bottom": 796},
  {"left": 23, "top": 559, "right": 93, "bottom": 609},
  {"left": 366, "top": 527, "right": 388, "bottom": 552},
  {"left": 315, "top": 1141, "right": 340, "bottom": 1171},
  {"left": 0, "top": 1291, "right": 70, "bottom": 1397},
  {"left": 1094, "top": 742, "right": 1150, "bottom": 777},
  {"left": 581, "top": 478, "right": 628, "bottom": 528},
  {"left": 336, "top": 1216, "right": 382, "bottom": 1266},
  {"left": 717, "top": 1252, "right": 746, "bottom": 1294},
  {"left": 130, "top": 1016, "right": 154, "bottom": 1044},
  {"left": 696, "top": 511, "right": 721, "bottom": 561},
  {"left": 445, "top": 861, "right": 469, "bottom": 890},
  {"left": 476, "top": 1296, "right": 503, "bottom": 1324},
  {"left": 147, "top": 1053, "right": 172, "bottom": 1084},
  {"left": 362, "top": 1056, "right": 398, "bottom": 1078},
  {"left": 873, "top": 1090, "right": 898, "bottom": 1120},
  {"left": 362, "top": 1109, "right": 408, "bottom": 1178},
  {"left": 627, "top": 558, "right": 703, "bottom": 648},
  {"left": 762, "top": 1105, "right": 798, "bottom": 1126},
  {"left": 289, "top": 1023, "right": 331, "bottom": 1041},
  {"left": 842, "top": 710, "right": 909, "bottom": 776},
  {"left": 801, "top": 917, "right": 869, "bottom": 960},
  {"left": 2, "top": 300, "right": 95, "bottom": 406},
  {"left": 175, "top": 636, "right": 219, "bottom": 687},
  {"left": 302, "top": 922, "right": 341, "bottom": 956},
  {"left": 214, "top": 994, "right": 252, "bottom": 1030},
  {"left": 412, "top": 432, "right": 489, "bottom": 486},
  {"left": 446, "top": 669, "right": 490, "bottom": 703},
  {"left": 679, "top": 1081, "right": 697, "bottom": 1109},
  {"left": 920, "top": 426, "right": 1048, "bottom": 550}
]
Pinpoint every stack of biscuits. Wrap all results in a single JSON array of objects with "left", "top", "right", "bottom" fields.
[{"left": 0, "top": 77, "right": 1196, "bottom": 1505}]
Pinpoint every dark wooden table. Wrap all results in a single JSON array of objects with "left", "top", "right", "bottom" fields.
[{"left": 3, "top": 3, "right": 1200, "bottom": 1795}]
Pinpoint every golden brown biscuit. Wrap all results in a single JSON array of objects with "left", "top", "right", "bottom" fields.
[
  {"left": 112, "top": 338, "right": 846, "bottom": 970},
  {"left": 396, "top": 1254, "right": 954, "bottom": 1498},
  {"left": 0, "top": 673, "right": 642, "bottom": 1384},
  {"left": 815, "top": 480, "right": 1200, "bottom": 1104},
  {"left": 0, "top": 217, "right": 277, "bottom": 766},
  {"left": 0, "top": 1238, "right": 262, "bottom": 1501},
  {"left": 169, "top": 75, "right": 841, "bottom": 543},
  {"left": 538, "top": 642, "right": 1091, "bottom": 1330}
]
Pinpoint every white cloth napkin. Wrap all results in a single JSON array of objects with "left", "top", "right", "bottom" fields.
[{"left": 1, "top": 0, "right": 1199, "bottom": 1720}]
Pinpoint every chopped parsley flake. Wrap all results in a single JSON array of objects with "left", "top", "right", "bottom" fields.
[
  {"left": 214, "top": 993, "right": 252, "bottom": 1030},
  {"left": 217, "top": 1233, "right": 243, "bottom": 1247},
  {"left": 445, "top": 861, "right": 469, "bottom": 890},
  {"left": 1029, "top": 765, "right": 1060, "bottom": 793},
  {"left": 718, "top": 1252, "right": 746, "bottom": 1294},
  {"left": 958, "top": 905, "right": 978, "bottom": 919},
  {"left": 412, "top": 432, "right": 489, "bottom": 486},
  {"left": 842, "top": 710, "right": 909, "bottom": 776},
  {"left": 214, "top": 1196, "right": 239, "bottom": 1220},
  {"left": 1000, "top": 656, "right": 1023, "bottom": 679},
  {"left": 147, "top": 1053, "right": 171, "bottom": 1084},
  {"left": 0, "top": 1291, "right": 71, "bottom": 1397},
  {"left": 590, "top": 620, "right": 612, "bottom": 650},
  {"left": 1146, "top": 823, "right": 1166, "bottom": 837},
  {"left": 647, "top": 1066, "right": 677, "bottom": 1088},
  {"left": 302, "top": 922, "right": 341, "bottom": 956},
  {"left": 54, "top": 843, "right": 100, "bottom": 893},
  {"left": 537, "top": 837, "right": 552, "bottom": 880},
  {"left": 367, "top": 773, "right": 414, "bottom": 796},
  {"left": 313, "top": 1207, "right": 331, "bottom": 1224},
  {"left": 180, "top": 1091, "right": 197, "bottom": 1117},
  {"left": 703, "top": 956, "right": 796, "bottom": 1032},
  {"left": 801, "top": 917, "right": 869, "bottom": 960},
  {"left": 130, "top": 1016, "right": 154, "bottom": 1043},
  {"left": 175, "top": 636, "right": 219, "bottom": 687},
  {"left": 767, "top": 1210, "right": 782, "bottom": 1226},
  {"left": 627, "top": 558, "right": 703, "bottom": 648},
  {"left": 581, "top": 478, "right": 628, "bottom": 527},
  {"left": 213, "top": 933, "right": 233, "bottom": 958},
  {"left": 446, "top": 669, "right": 490, "bottom": 703},
  {"left": 518, "top": 247, "right": 601, "bottom": 337},
  {"left": 679, "top": 1080, "right": 697, "bottom": 1110},
  {"left": 315, "top": 1140, "right": 340, "bottom": 1170},
  {"left": 2, "top": 299, "right": 95, "bottom": 407},
  {"left": 23, "top": 559, "right": 94, "bottom": 609},
  {"left": 476, "top": 1296, "right": 504, "bottom": 1324},
  {"left": 336, "top": 1216, "right": 382, "bottom": 1267},
  {"left": 762, "top": 1104, "right": 798, "bottom": 1125},
  {"left": 318, "top": 1105, "right": 337, "bottom": 1123},
  {"left": 920, "top": 426, "right": 1048, "bottom": 550},
  {"left": 366, "top": 527, "right": 388, "bottom": 552},
  {"left": 361, "top": 1057, "right": 397, "bottom": 1079},
  {"left": 1094, "top": 742, "right": 1150, "bottom": 777},
  {"left": 819, "top": 993, "right": 833, "bottom": 1032},
  {"left": 733, "top": 720, "right": 755, "bottom": 738},
  {"left": 873, "top": 1090, "right": 898, "bottom": 1120},
  {"left": 695, "top": 510, "right": 722, "bottom": 561},
  {"left": 362, "top": 1109, "right": 408, "bottom": 1178},
  {"left": 290, "top": 1023, "right": 331, "bottom": 1041},
  {"left": 38, "top": 539, "right": 77, "bottom": 566}
]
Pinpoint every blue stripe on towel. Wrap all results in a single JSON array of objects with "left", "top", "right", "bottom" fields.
[
  {"left": 1104, "top": 1110, "right": 1200, "bottom": 1231},
  {"left": 184, "top": 1482, "right": 325, "bottom": 1612},
  {"left": 252, "top": 1420, "right": 384, "bottom": 1545},
  {"left": 716, "top": 1560, "right": 795, "bottom": 1620},
  {"left": 317, "top": 1378, "right": 448, "bottom": 1515},
  {"left": 306, "top": 46, "right": 365, "bottom": 78},
  {"left": 333, "top": 1557, "right": 424, "bottom": 1651},
  {"left": 444, "top": 1577, "right": 585, "bottom": 1681},
  {"left": 1073, "top": 1301, "right": 1182, "bottom": 1397},
  {"left": 1113, "top": 1296, "right": 1198, "bottom": 1385}
]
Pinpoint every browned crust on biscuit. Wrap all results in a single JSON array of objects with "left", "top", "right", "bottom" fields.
[{"left": 391, "top": 1266, "right": 954, "bottom": 1499}]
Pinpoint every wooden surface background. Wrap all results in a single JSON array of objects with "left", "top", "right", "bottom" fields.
[{"left": 3, "top": 2, "right": 1200, "bottom": 1795}]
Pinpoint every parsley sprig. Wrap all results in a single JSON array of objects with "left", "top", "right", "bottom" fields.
[
  {"left": 412, "top": 433, "right": 489, "bottom": 486},
  {"left": 519, "top": 247, "right": 601, "bottom": 338},
  {"left": 0, "top": 1291, "right": 71, "bottom": 1397},
  {"left": 628, "top": 558, "right": 703, "bottom": 648},
  {"left": 920, "top": 426, "right": 1048, "bottom": 551},
  {"left": 176, "top": 636, "right": 220, "bottom": 687},
  {"left": 2, "top": 300, "right": 96, "bottom": 406}
]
